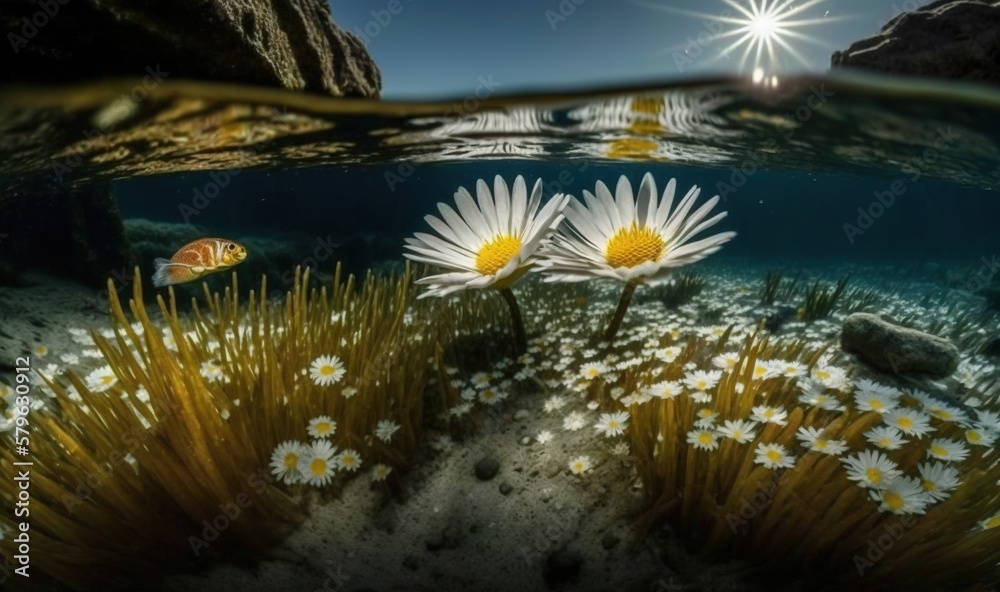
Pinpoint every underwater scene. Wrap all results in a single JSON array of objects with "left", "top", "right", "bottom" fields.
[{"left": 2, "top": 1, "right": 1000, "bottom": 591}]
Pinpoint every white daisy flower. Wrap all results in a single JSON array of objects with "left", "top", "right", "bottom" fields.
[
  {"left": 478, "top": 387, "right": 507, "bottom": 405},
  {"left": 270, "top": 440, "right": 308, "bottom": 484},
  {"left": 918, "top": 461, "right": 960, "bottom": 501},
  {"left": 644, "top": 380, "right": 683, "bottom": 399},
  {"left": 881, "top": 407, "right": 934, "bottom": 437},
  {"left": 403, "top": 175, "right": 569, "bottom": 297},
  {"left": 303, "top": 440, "right": 339, "bottom": 486},
  {"left": 774, "top": 360, "right": 808, "bottom": 378},
  {"left": 811, "top": 365, "right": 849, "bottom": 390},
  {"left": 371, "top": 463, "right": 393, "bottom": 482},
  {"left": 842, "top": 450, "right": 901, "bottom": 489},
  {"left": 795, "top": 426, "right": 848, "bottom": 456},
  {"left": 923, "top": 400, "right": 968, "bottom": 424},
  {"left": 543, "top": 395, "right": 568, "bottom": 414},
  {"left": 375, "top": 419, "right": 401, "bottom": 443},
  {"left": 926, "top": 438, "right": 969, "bottom": 462},
  {"left": 562, "top": 411, "right": 588, "bottom": 431},
  {"left": 694, "top": 408, "right": 719, "bottom": 428},
  {"left": 750, "top": 405, "right": 788, "bottom": 426},
  {"left": 654, "top": 346, "right": 683, "bottom": 363},
  {"left": 336, "top": 448, "right": 362, "bottom": 472},
  {"left": 199, "top": 360, "right": 229, "bottom": 383},
  {"left": 536, "top": 430, "right": 554, "bottom": 444},
  {"left": 712, "top": 352, "right": 741, "bottom": 373},
  {"left": 594, "top": 411, "right": 630, "bottom": 438},
  {"left": 975, "top": 409, "right": 1000, "bottom": 432},
  {"left": 797, "top": 381, "right": 846, "bottom": 412},
  {"left": 717, "top": 419, "right": 758, "bottom": 444},
  {"left": 750, "top": 360, "right": 778, "bottom": 381},
  {"left": 682, "top": 369, "right": 722, "bottom": 392},
  {"left": 307, "top": 415, "right": 336, "bottom": 439},
  {"left": 85, "top": 366, "right": 119, "bottom": 393},
  {"left": 309, "top": 355, "right": 346, "bottom": 386},
  {"left": 870, "top": 476, "right": 932, "bottom": 515},
  {"left": 579, "top": 362, "right": 609, "bottom": 380},
  {"left": 754, "top": 443, "right": 795, "bottom": 469},
  {"left": 569, "top": 455, "right": 593, "bottom": 475},
  {"left": 965, "top": 427, "right": 997, "bottom": 447},
  {"left": 853, "top": 391, "right": 898, "bottom": 415},
  {"left": 536, "top": 173, "right": 735, "bottom": 284},
  {"left": 864, "top": 426, "right": 907, "bottom": 450},
  {"left": 687, "top": 429, "right": 720, "bottom": 451},
  {"left": 979, "top": 515, "right": 1000, "bottom": 530}
]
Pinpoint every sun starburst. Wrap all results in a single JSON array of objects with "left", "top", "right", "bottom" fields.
[{"left": 638, "top": 0, "right": 841, "bottom": 75}]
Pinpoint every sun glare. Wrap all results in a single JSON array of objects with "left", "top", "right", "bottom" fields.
[{"left": 640, "top": 0, "right": 840, "bottom": 75}]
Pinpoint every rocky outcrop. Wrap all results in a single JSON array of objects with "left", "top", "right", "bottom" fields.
[
  {"left": 0, "top": 182, "right": 133, "bottom": 288},
  {"left": 841, "top": 312, "right": 960, "bottom": 377},
  {"left": 2, "top": 0, "right": 380, "bottom": 97},
  {"left": 831, "top": 0, "right": 1000, "bottom": 85}
]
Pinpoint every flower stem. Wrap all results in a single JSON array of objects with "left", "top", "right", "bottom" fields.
[
  {"left": 499, "top": 287, "right": 527, "bottom": 354},
  {"left": 604, "top": 281, "right": 637, "bottom": 341}
]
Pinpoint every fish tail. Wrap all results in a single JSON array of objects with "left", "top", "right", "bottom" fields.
[{"left": 152, "top": 258, "right": 189, "bottom": 287}]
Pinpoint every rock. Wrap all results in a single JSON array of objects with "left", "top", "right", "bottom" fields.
[
  {"left": 543, "top": 548, "right": 583, "bottom": 588},
  {"left": 831, "top": 0, "right": 1000, "bottom": 85},
  {"left": 601, "top": 534, "right": 621, "bottom": 550},
  {"left": 841, "top": 313, "right": 960, "bottom": 376},
  {"left": 1, "top": 0, "right": 380, "bottom": 97},
  {"left": 474, "top": 457, "right": 500, "bottom": 481},
  {"left": 514, "top": 409, "right": 530, "bottom": 421},
  {"left": 519, "top": 436, "right": 532, "bottom": 446},
  {"left": 499, "top": 482, "right": 513, "bottom": 496},
  {"left": 0, "top": 182, "right": 133, "bottom": 288},
  {"left": 402, "top": 554, "right": 420, "bottom": 571}
]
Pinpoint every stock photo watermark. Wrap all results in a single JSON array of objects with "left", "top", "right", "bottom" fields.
[
  {"left": 187, "top": 468, "right": 273, "bottom": 557},
  {"left": 843, "top": 126, "right": 960, "bottom": 244},
  {"left": 716, "top": 84, "right": 833, "bottom": 201},
  {"left": 545, "top": 0, "right": 586, "bottom": 31},
  {"left": 350, "top": 0, "right": 413, "bottom": 45},
  {"left": 7, "top": 0, "right": 70, "bottom": 53},
  {"left": 49, "top": 65, "right": 170, "bottom": 182}
]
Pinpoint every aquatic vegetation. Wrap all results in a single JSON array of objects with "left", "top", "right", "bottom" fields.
[
  {"left": 624, "top": 329, "right": 1000, "bottom": 590},
  {"left": 760, "top": 269, "right": 800, "bottom": 305},
  {"left": 639, "top": 271, "right": 706, "bottom": 309},
  {"left": 800, "top": 275, "right": 850, "bottom": 321},
  {"left": 0, "top": 263, "right": 440, "bottom": 590},
  {"left": 403, "top": 175, "right": 569, "bottom": 353},
  {"left": 536, "top": 172, "right": 735, "bottom": 340}
]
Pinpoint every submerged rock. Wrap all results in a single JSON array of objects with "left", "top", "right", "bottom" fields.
[
  {"left": 832, "top": 0, "right": 1000, "bottom": 85},
  {"left": 840, "top": 312, "right": 960, "bottom": 377},
  {"left": 1, "top": 0, "right": 380, "bottom": 97},
  {"left": 0, "top": 182, "right": 132, "bottom": 288}
]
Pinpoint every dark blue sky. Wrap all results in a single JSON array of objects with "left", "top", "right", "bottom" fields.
[{"left": 330, "top": 0, "right": 922, "bottom": 99}]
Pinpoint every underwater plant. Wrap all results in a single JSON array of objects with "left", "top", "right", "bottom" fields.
[
  {"left": 403, "top": 175, "right": 569, "bottom": 353},
  {"left": 622, "top": 328, "right": 1000, "bottom": 590},
  {"left": 0, "top": 263, "right": 440, "bottom": 590},
  {"left": 638, "top": 270, "right": 706, "bottom": 309},
  {"left": 760, "top": 269, "right": 800, "bottom": 305},
  {"left": 536, "top": 172, "right": 735, "bottom": 341},
  {"left": 800, "top": 275, "right": 850, "bottom": 321}
]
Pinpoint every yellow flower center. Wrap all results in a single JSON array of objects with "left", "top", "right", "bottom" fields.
[
  {"left": 763, "top": 409, "right": 775, "bottom": 418},
  {"left": 985, "top": 516, "right": 1000, "bottom": 529},
  {"left": 698, "top": 433, "right": 713, "bottom": 444},
  {"left": 696, "top": 380, "right": 707, "bottom": 390},
  {"left": 609, "top": 421, "right": 620, "bottom": 428},
  {"left": 922, "top": 480, "right": 937, "bottom": 492},
  {"left": 866, "top": 468, "right": 882, "bottom": 484},
  {"left": 605, "top": 224, "right": 664, "bottom": 268},
  {"left": 586, "top": 368, "right": 599, "bottom": 377},
  {"left": 101, "top": 375, "right": 115, "bottom": 385},
  {"left": 879, "top": 438, "right": 891, "bottom": 447},
  {"left": 884, "top": 492, "right": 905, "bottom": 511},
  {"left": 316, "top": 422, "right": 330, "bottom": 433},
  {"left": 930, "top": 445, "right": 947, "bottom": 457},
  {"left": 897, "top": 417, "right": 913, "bottom": 429},
  {"left": 342, "top": 455, "right": 356, "bottom": 467},
  {"left": 754, "top": 366, "right": 768, "bottom": 377},
  {"left": 320, "top": 365, "right": 335, "bottom": 376},
  {"left": 766, "top": 450, "right": 782, "bottom": 462},
  {"left": 283, "top": 453, "right": 299, "bottom": 468},
  {"left": 309, "top": 458, "right": 327, "bottom": 475},
  {"left": 967, "top": 430, "right": 981, "bottom": 443},
  {"left": 815, "top": 370, "right": 830, "bottom": 380},
  {"left": 870, "top": 400, "right": 883, "bottom": 410},
  {"left": 815, "top": 439, "right": 828, "bottom": 449},
  {"left": 476, "top": 234, "right": 522, "bottom": 275},
  {"left": 698, "top": 410, "right": 713, "bottom": 418}
]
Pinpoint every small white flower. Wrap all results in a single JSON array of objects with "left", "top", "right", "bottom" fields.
[
  {"left": 375, "top": 420, "right": 401, "bottom": 443},
  {"left": 754, "top": 443, "right": 795, "bottom": 469},
  {"left": 594, "top": 411, "right": 630, "bottom": 438},
  {"left": 569, "top": 455, "right": 592, "bottom": 475},
  {"left": 309, "top": 355, "right": 346, "bottom": 386}
]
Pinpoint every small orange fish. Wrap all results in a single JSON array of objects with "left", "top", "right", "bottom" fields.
[{"left": 152, "top": 238, "right": 247, "bottom": 287}]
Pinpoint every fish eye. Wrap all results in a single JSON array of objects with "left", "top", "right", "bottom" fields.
[{"left": 227, "top": 243, "right": 237, "bottom": 252}]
